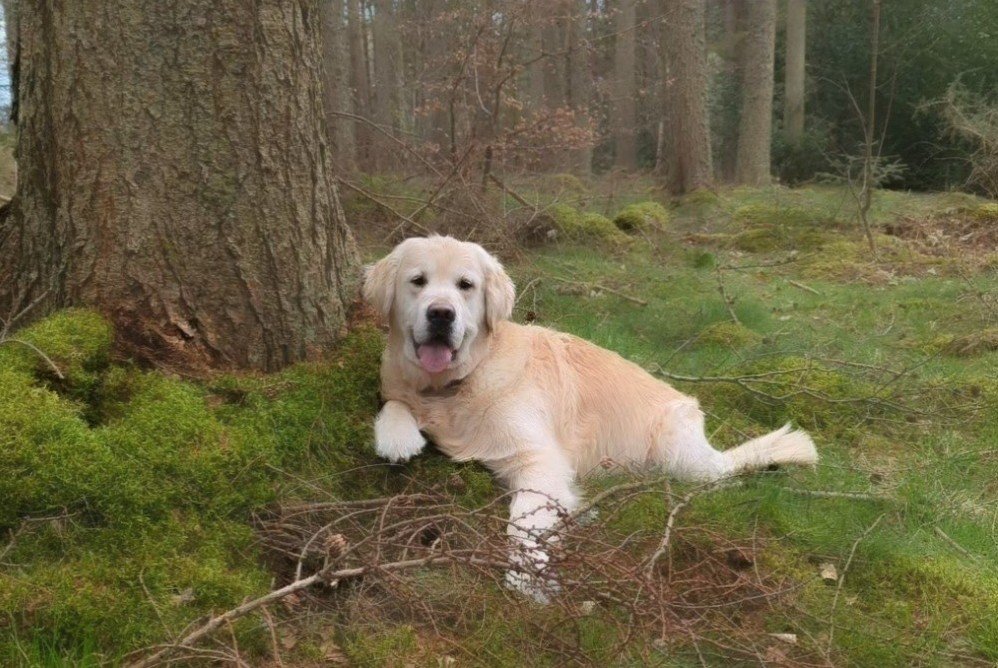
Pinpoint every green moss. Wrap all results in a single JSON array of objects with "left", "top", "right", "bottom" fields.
[
  {"left": 0, "top": 313, "right": 389, "bottom": 661},
  {"left": 550, "top": 204, "right": 629, "bottom": 243},
  {"left": 730, "top": 204, "right": 836, "bottom": 253},
  {"left": 546, "top": 172, "right": 588, "bottom": 193},
  {"left": 344, "top": 624, "right": 420, "bottom": 667},
  {"left": 612, "top": 201, "right": 671, "bottom": 232},
  {"left": 968, "top": 202, "right": 998, "bottom": 222},
  {"left": 0, "top": 308, "right": 113, "bottom": 399},
  {"left": 926, "top": 328, "right": 998, "bottom": 357},
  {"left": 696, "top": 321, "right": 762, "bottom": 349},
  {"left": 681, "top": 188, "right": 720, "bottom": 207}
]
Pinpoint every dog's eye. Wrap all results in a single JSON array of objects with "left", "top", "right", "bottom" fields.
[
  {"left": 457, "top": 278, "right": 474, "bottom": 291},
  {"left": 410, "top": 275, "right": 427, "bottom": 287}
]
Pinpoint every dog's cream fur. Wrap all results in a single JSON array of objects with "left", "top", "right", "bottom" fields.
[{"left": 365, "top": 236, "right": 818, "bottom": 599}]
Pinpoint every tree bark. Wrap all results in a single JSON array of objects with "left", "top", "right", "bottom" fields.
[
  {"left": 661, "top": 0, "right": 712, "bottom": 193},
  {"left": 783, "top": 0, "right": 806, "bottom": 144},
  {"left": 322, "top": 0, "right": 357, "bottom": 172},
  {"left": 0, "top": 1, "right": 360, "bottom": 372},
  {"left": 612, "top": 0, "right": 638, "bottom": 169},
  {"left": 734, "top": 0, "right": 776, "bottom": 185}
]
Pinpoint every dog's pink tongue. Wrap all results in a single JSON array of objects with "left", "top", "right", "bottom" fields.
[{"left": 417, "top": 344, "right": 453, "bottom": 373}]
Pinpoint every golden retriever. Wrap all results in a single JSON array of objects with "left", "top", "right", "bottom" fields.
[{"left": 364, "top": 236, "right": 817, "bottom": 600}]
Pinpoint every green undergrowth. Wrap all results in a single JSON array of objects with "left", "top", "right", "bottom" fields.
[
  {"left": 0, "top": 310, "right": 496, "bottom": 664},
  {"left": 512, "top": 193, "right": 997, "bottom": 663},
  {"left": 2, "top": 183, "right": 997, "bottom": 665}
]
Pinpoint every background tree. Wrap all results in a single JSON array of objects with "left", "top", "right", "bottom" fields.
[
  {"left": 372, "top": 0, "right": 401, "bottom": 171},
  {"left": 783, "top": 0, "right": 806, "bottom": 144},
  {"left": 0, "top": 0, "right": 359, "bottom": 371},
  {"left": 735, "top": 0, "right": 777, "bottom": 185},
  {"left": 660, "top": 0, "right": 713, "bottom": 193},
  {"left": 323, "top": 0, "right": 357, "bottom": 172},
  {"left": 612, "top": 0, "right": 639, "bottom": 169}
]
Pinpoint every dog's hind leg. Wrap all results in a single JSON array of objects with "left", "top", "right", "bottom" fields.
[
  {"left": 655, "top": 400, "right": 817, "bottom": 481},
  {"left": 654, "top": 400, "right": 730, "bottom": 481}
]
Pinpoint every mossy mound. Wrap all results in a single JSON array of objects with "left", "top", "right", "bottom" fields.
[
  {"left": 0, "top": 309, "right": 454, "bottom": 662},
  {"left": 545, "top": 172, "right": 589, "bottom": 194},
  {"left": 926, "top": 329, "right": 998, "bottom": 357},
  {"left": 0, "top": 308, "right": 113, "bottom": 397},
  {"left": 800, "top": 235, "right": 948, "bottom": 282},
  {"left": 681, "top": 188, "right": 720, "bottom": 207},
  {"left": 698, "top": 355, "right": 876, "bottom": 432},
  {"left": 730, "top": 204, "right": 836, "bottom": 253},
  {"left": 549, "top": 204, "right": 629, "bottom": 243},
  {"left": 696, "top": 321, "right": 762, "bottom": 349},
  {"left": 612, "top": 201, "right": 670, "bottom": 232},
  {"left": 968, "top": 202, "right": 998, "bottom": 222}
]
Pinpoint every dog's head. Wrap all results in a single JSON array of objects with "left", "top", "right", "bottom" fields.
[{"left": 363, "top": 236, "right": 515, "bottom": 376}]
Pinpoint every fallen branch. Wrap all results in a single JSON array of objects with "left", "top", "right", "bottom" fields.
[
  {"left": 487, "top": 173, "right": 534, "bottom": 209},
  {"left": 777, "top": 487, "right": 891, "bottom": 502},
  {"left": 337, "top": 178, "right": 432, "bottom": 236},
  {"left": 933, "top": 526, "right": 980, "bottom": 563},
  {"left": 714, "top": 267, "right": 741, "bottom": 325},
  {"left": 827, "top": 513, "right": 886, "bottom": 656},
  {"left": 544, "top": 273, "right": 648, "bottom": 306},
  {"left": 644, "top": 478, "right": 743, "bottom": 578},
  {"left": 787, "top": 279, "right": 822, "bottom": 296},
  {"left": 128, "top": 553, "right": 496, "bottom": 668}
]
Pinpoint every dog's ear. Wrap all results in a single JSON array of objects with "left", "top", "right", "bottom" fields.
[
  {"left": 363, "top": 250, "right": 401, "bottom": 321},
  {"left": 480, "top": 248, "right": 515, "bottom": 331}
]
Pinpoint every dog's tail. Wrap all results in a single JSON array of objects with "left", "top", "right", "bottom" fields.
[{"left": 721, "top": 423, "right": 818, "bottom": 475}]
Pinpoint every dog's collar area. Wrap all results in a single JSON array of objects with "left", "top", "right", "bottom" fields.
[{"left": 418, "top": 377, "right": 465, "bottom": 398}]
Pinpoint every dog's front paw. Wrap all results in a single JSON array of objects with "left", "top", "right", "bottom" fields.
[
  {"left": 374, "top": 405, "right": 426, "bottom": 463},
  {"left": 504, "top": 569, "right": 560, "bottom": 605}
]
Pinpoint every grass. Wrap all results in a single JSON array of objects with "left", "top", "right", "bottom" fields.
[{"left": 1, "top": 181, "right": 996, "bottom": 665}]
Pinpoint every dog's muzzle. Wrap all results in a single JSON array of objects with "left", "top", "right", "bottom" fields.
[{"left": 415, "top": 305, "right": 457, "bottom": 374}]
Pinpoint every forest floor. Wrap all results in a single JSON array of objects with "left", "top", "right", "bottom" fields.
[{"left": 1, "top": 179, "right": 996, "bottom": 666}]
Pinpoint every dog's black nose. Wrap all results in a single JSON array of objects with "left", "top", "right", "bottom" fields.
[{"left": 427, "top": 305, "right": 456, "bottom": 326}]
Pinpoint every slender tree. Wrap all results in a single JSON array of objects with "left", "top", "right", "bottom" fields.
[
  {"left": 661, "top": 0, "right": 713, "bottom": 193},
  {"left": 0, "top": 0, "right": 359, "bottom": 371},
  {"left": 783, "top": 0, "right": 806, "bottom": 144},
  {"left": 613, "top": 0, "right": 639, "bottom": 169},
  {"left": 322, "top": 0, "right": 357, "bottom": 172},
  {"left": 567, "top": 0, "right": 593, "bottom": 174},
  {"left": 372, "top": 0, "right": 401, "bottom": 170},
  {"left": 735, "top": 0, "right": 777, "bottom": 185},
  {"left": 347, "top": 0, "right": 372, "bottom": 168}
]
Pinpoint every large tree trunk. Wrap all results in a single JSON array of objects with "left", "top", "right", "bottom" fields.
[
  {"left": 612, "top": 0, "right": 638, "bottom": 169},
  {"left": 783, "top": 0, "right": 806, "bottom": 144},
  {"left": 734, "top": 0, "right": 776, "bottom": 185},
  {"left": 0, "top": 1, "right": 360, "bottom": 372},
  {"left": 322, "top": 0, "right": 357, "bottom": 172},
  {"left": 661, "top": 0, "right": 712, "bottom": 193}
]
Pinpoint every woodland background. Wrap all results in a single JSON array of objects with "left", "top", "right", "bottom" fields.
[{"left": 0, "top": 1, "right": 995, "bottom": 666}]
